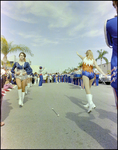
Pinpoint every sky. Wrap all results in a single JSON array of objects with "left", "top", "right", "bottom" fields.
[{"left": 1, "top": 1, "right": 116, "bottom": 73}]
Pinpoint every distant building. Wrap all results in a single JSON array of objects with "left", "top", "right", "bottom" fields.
[
  {"left": 98, "top": 62, "right": 111, "bottom": 74},
  {"left": 30, "top": 65, "right": 39, "bottom": 73}
]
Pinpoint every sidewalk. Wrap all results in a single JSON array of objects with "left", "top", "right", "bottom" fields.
[{"left": 1, "top": 83, "right": 117, "bottom": 149}]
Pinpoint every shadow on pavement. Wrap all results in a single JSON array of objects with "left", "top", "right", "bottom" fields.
[
  {"left": 65, "top": 112, "right": 117, "bottom": 149},
  {"left": 65, "top": 95, "right": 117, "bottom": 123},
  {"left": 1, "top": 99, "right": 13, "bottom": 122},
  {"left": 65, "top": 95, "right": 89, "bottom": 112},
  {"left": 94, "top": 108, "right": 117, "bottom": 123},
  {"left": 23, "top": 97, "right": 33, "bottom": 104},
  {"left": 65, "top": 95, "right": 117, "bottom": 149}
]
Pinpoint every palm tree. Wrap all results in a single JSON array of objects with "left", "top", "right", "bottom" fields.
[
  {"left": 95, "top": 49, "right": 108, "bottom": 70},
  {"left": 1, "top": 60, "right": 14, "bottom": 68},
  {"left": 78, "top": 62, "right": 83, "bottom": 67},
  {"left": 62, "top": 67, "right": 74, "bottom": 74},
  {"left": 1, "top": 35, "right": 34, "bottom": 69}
]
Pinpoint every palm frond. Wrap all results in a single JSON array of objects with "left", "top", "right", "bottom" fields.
[
  {"left": 9, "top": 44, "right": 34, "bottom": 56},
  {"left": 103, "top": 57, "right": 108, "bottom": 64},
  {"left": 78, "top": 61, "right": 83, "bottom": 67},
  {"left": 1, "top": 36, "right": 9, "bottom": 55},
  {"left": 97, "top": 50, "right": 101, "bottom": 55},
  {"left": 102, "top": 50, "right": 108, "bottom": 56},
  {"left": 96, "top": 49, "right": 108, "bottom": 61}
]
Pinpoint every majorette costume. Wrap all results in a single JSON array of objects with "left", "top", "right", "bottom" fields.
[
  {"left": 11, "top": 62, "right": 32, "bottom": 106},
  {"left": 82, "top": 57, "right": 96, "bottom": 113},
  {"left": 82, "top": 57, "right": 94, "bottom": 79},
  {"left": 104, "top": 15, "right": 118, "bottom": 108}
]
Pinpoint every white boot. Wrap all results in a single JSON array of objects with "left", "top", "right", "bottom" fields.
[
  {"left": 90, "top": 94, "right": 96, "bottom": 109},
  {"left": 83, "top": 103, "right": 89, "bottom": 108},
  {"left": 84, "top": 95, "right": 96, "bottom": 109},
  {"left": 25, "top": 86, "right": 28, "bottom": 95},
  {"left": 18, "top": 89, "right": 22, "bottom": 107},
  {"left": 86, "top": 94, "right": 96, "bottom": 113},
  {"left": 30, "top": 82, "right": 32, "bottom": 87},
  {"left": 22, "top": 92, "right": 25, "bottom": 106}
]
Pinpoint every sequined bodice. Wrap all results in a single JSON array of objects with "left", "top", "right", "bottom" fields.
[{"left": 82, "top": 57, "right": 94, "bottom": 73}]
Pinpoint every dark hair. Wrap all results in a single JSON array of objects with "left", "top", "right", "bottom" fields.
[
  {"left": 19, "top": 52, "right": 26, "bottom": 58},
  {"left": 80, "top": 65, "right": 83, "bottom": 67},
  {"left": 39, "top": 66, "right": 42, "bottom": 69},
  {"left": 112, "top": 1, "right": 118, "bottom": 8}
]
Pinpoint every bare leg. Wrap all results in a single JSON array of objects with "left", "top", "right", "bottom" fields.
[
  {"left": 16, "top": 78, "right": 22, "bottom": 89},
  {"left": 27, "top": 77, "right": 30, "bottom": 87},
  {"left": 21, "top": 79, "right": 26, "bottom": 92},
  {"left": 82, "top": 75, "right": 90, "bottom": 94},
  {"left": 25, "top": 78, "right": 28, "bottom": 94},
  {"left": 89, "top": 78, "right": 95, "bottom": 89},
  {"left": 82, "top": 76, "right": 96, "bottom": 112},
  {"left": 21, "top": 79, "right": 26, "bottom": 105}
]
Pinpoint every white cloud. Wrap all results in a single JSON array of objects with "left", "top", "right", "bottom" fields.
[
  {"left": 17, "top": 32, "right": 42, "bottom": 39},
  {"left": 95, "top": 1, "right": 113, "bottom": 16},
  {"left": 32, "top": 38, "right": 59, "bottom": 46},
  {"left": 81, "top": 29, "right": 103, "bottom": 38},
  {"left": 17, "top": 31, "right": 59, "bottom": 46},
  {"left": 1, "top": 1, "right": 76, "bottom": 27},
  {"left": 67, "top": 18, "right": 88, "bottom": 36},
  {"left": 1, "top": 1, "right": 37, "bottom": 23}
]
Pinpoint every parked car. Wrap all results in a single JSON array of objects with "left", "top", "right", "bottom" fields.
[{"left": 99, "top": 73, "right": 111, "bottom": 85}]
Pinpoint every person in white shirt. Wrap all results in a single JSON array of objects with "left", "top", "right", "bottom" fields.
[
  {"left": 37, "top": 74, "right": 40, "bottom": 84},
  {"left": 47, "top": 73, "right": 50, "bottom": 83},
  {"left": 77, "top": 66, "right": 83, "bottom": 89},
  {"left": 38, "top": 66, "right": 45, "bottom": 87},
  {"left": 1, "top": 66, "right": 7, "bottom": 89},
  {"left": 49, "top": 74, "right": 52, "bottom": 83},
  {"left": 34, "top": 72, "right": 38, "bottom": 85},
  {"left": 1, "top": 66, "right": 6, "bottom": 76},
  {"left": 43, "top": 73, "right": 47, "bottom": 83}
]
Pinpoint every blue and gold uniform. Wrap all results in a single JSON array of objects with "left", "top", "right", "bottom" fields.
[
  {"left": 104, "top": 15, "right": 118, "bottom": 107},
  {"left": 11, "top": 62, "right": 32, "bottom": 80},
  {"left": 82, "top": 57, "right": 94, "bottom": 79}
]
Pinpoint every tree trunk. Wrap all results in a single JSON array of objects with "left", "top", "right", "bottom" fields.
[
  {"left": 2, "top": 55, "right": 7, "bottom": 69},
  {"left": 101, "top": 58, "right": 102, "bottom": 70}
]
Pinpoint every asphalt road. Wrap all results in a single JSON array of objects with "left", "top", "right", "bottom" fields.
[{"left": 1, "top": 82, "right": 117, "bottom": 149}]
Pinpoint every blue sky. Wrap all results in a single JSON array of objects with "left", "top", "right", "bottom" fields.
[{"left": 1, "top": 1, "right": 116, "bottom": 73}]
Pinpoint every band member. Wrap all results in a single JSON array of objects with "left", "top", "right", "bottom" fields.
[
  {"left": 11, "top": 52, "right": 32, "bottom": 107},
  {"left": 104, "top": 1, "right": 118, "bottom": 109},
  {"left": 38, "top": 66, "right": 45, "bottom": 87},
  {"left": 94, "top": 68, "right": 100, "bottom": 86},
  {"left": 76, "top": 50, "right": 107, "bottom": 113}
]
